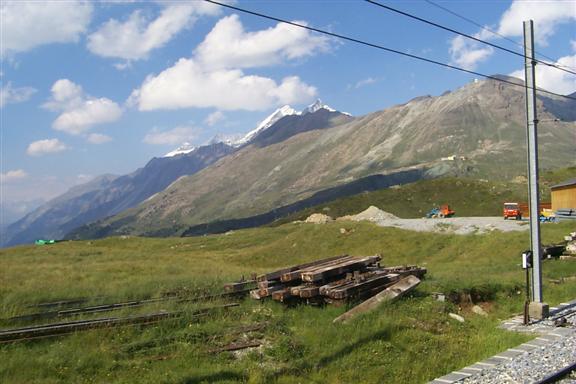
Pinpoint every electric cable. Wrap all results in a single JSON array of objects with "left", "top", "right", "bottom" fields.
[
  {"left": 424, "top": 0, "right": 576, "bottom": 73},
  {"left": 203, "top": 0, "right": 576, "bottom": 101},
  {"left": 365, "top": 0, "right": 576, "bottom": 76}
]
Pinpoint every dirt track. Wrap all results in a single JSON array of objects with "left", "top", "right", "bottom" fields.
[{"left": 373, "top": 216, "right": 533, "bottom": 235}]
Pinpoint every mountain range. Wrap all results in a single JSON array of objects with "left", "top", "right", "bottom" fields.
[
  {"left": 68, "top": 76, "right": 575, "bottom": 240},
  {"left": 1, "top": 101, "right": 344, "bottom": 247},
  {"left": 3, "top": 77, "right": 575, "bottom": 246}
]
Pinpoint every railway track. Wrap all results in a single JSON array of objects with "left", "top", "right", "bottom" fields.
[
  {"left": 536, "top": 362, "right": 576, "bottom": 384},
  {"left": 4, "top": 289, "right": 251, "bottom": 323},
  {"left": 0, "top": 303, "right": 239, "bottom": 344}
]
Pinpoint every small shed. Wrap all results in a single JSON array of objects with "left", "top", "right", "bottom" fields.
[{"left": 551, "top": 178, "right": 576, "bottom": 211}]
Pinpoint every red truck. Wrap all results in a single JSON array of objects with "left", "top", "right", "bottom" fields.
[{"left": 503, "top": 202, "right": 522, "bottom": 220}]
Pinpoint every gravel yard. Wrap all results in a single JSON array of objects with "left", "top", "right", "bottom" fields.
[{"left": 372, "top": 216, "right": 532, "bottom": 235}]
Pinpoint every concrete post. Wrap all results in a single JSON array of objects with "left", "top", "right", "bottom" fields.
[{"left": 523, "top": 20, "right": 548, "bottom": 319}]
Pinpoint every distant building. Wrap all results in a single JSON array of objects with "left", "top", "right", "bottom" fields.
[{"left": 551, "top": 178, "right": 576, "bottom": 210}]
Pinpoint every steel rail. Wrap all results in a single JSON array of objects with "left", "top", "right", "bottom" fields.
[
  {"left": 535, "top": 362, "right": 576, "bottom": 384},
  {"left": 0, "top": 304, "right": 239, "bottom": 344},
  {"left": 5, "top": 289, "right": 251, "bottom": 323}
]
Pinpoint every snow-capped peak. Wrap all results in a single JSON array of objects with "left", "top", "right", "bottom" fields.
[
  {"left": 302, "top": 99, "right": 336, "bottom": 114},
  {"left": 208, "top": 133, "right": 243, "bottom": 147},
  {"left": 233, "top": 105, "right": 299, "bottom": 146},
  {"left": 163, "top": 142, "right": 197, "bottom": 158}
]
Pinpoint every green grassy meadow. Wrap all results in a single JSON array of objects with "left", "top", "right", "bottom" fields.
[{"left": 1, "top": 219, "right": 575, "bottom": 383}]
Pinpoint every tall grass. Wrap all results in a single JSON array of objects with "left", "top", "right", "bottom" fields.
[{"left": 0, "top": 221, "right": 575, "bottom": 383}]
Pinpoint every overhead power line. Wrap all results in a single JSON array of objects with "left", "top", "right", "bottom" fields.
[
  {"left": 203, "top": 0, "right": 576, "bottom": 101},
  {"left": 424, "top": 0, "right": 576, "bottom": 73},
  {"left": 364, "top": 0, "right": 576, "bottom": 76}
]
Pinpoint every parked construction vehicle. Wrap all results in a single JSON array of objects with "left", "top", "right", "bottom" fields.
[
  {"left": 503, "top": 202, "right": 522, "bottom": 220},
  {"left": 426, "top": 204, "right": 455, "bottom": 218}
]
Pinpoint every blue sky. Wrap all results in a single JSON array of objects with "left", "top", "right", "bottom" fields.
[{"left": 1, "top": 0, "right": 575, "bottom": 224}]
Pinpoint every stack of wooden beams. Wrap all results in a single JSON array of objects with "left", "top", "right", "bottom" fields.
[{"left": 245, "top": 255, "right": 426, "bottom": 305}]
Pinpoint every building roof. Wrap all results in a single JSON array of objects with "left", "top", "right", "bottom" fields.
[{"left": 551, "top": 178, "right": 576, "bottom": 189}]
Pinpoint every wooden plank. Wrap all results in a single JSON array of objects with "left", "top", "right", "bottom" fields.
[
  {"left": 333, "top": 275, "right": 421, "bottom": 324},
  {"left": 298, "top": 286, "right": 320, "bottom": 298},
  {"left": 289, "top": 285, "right": 307, "bottom": 296},
  {"left": 223, "top": 280, "right": 255, "bottom": 292},
  {"left": 280, "top": 256, "right": 356, "bottom": 282},
  {"left": 256, "top": 255, "right": 349, "bottom": 282},
  {"left": 259, "top": 285, "right": 285, "bottom": 298},
  {"left": 319, "top": 277, "right": 351, "bottom": 296},
  {"left": 325, "top": 274, "right": 400, "bottom": 300},
  {"left": 250, "top": 290, "right": 263, "bottom": 300},
  {"left": 208, "top": 341, "right": 261, "bottom": 354},
  {"left": 272, "top": 289, "right": 293, "bottom": 302},
  {"left": 257, "top": 280, "right": 277, "bottom": 289},
  {"left": 301, "top": 256, "right": 381, "bottom": 283}
]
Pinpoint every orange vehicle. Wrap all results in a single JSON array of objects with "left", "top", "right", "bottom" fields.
[
  {"left": 503, "top": 202, "right": 522, "bottom": 220},
  {"left": 426, "top": 204, "right": 455, "bottom": 218},
  {"left": 439, "top": 204, "right": 455, "bottom": 218}
]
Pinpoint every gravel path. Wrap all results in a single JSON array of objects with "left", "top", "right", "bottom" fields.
[
  {"left": 373, "top": 217, "right": 532, "bottom": 235},
  {"left": 462, "top": 304, "right": 576, "bottom": 384},
  {"left": 431, "top": 302, "right": 576, "bottom": 384}
]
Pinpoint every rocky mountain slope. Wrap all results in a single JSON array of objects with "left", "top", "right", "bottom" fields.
[
  {"left": 2, "top": 142, "right": 235, "bottom": 247},
  {"left": 2, "top": 101, "right": 341, "bottom": 247},
  {"left": 68, "top": 76, "right": 576, "bottom": 239}
]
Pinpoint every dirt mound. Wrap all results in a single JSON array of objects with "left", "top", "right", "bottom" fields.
[
  {"left": 343, "top": 206, "right": 398, "bottom": 222},
  {"left": 305, "top": 213, "right": 334, "bottom": 224}
]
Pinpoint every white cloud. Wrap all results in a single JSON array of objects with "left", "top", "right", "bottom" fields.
[
  {"left": 195, "top": 15, "right": 331, "bottom": 70},
  {"left": 496, "top": 0, "right": 576, "bottom": 45},
  {"left": 0, "top": 82, "right": 36, "bottom": 107},
  {"left": 44, "top": 79, "right": 122, "bottom": 135},
  {"left": 354, "top": 77, "right": 378, "bottom": 89},
  {"left": 447, "top": 0, "right": 575, "bottom": 70},
  {"left": 204, "top": 111, "right": 225, "bottom": 126},
  {"left": 87, "top": 133, "right": 112, "bottom": 144},
  {"left": 26, "top": 139, "right": 67, "bottom": 156},
  {"left": 143, "top": 125, "right": 200, "bottom": 145},
  {"left": 130, "top": 58, "right": 317, "bottom": 111},
  {"left": 449, "top": 35, "right": 494, "bottom": 70},
  {"left": 510, "top": 54, "right": 576, "bottom": 95},
  {"left": 1, "top": 169, "right": 28, "bottom": 182},
  {"left": 1, "top": 0, "right": 93, "bottom": 57},
  {"left": 87, "top": 3, "right": 221, "bottom": 62}
]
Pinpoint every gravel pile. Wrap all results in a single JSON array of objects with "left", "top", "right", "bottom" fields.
[
  {"left": 341, "top": 206, "right": 398, "bottom": 222},
  {"left": 304, "top": 213, "right": 333, "bottom": 224}
]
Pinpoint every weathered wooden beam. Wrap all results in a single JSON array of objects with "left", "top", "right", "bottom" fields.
[
  {"left": 279, "top": 256, "right": 356, "bottom": 282},
  {"left": 333, "top": 275, "right": 421, "bottom": 324},
  {"left": 258, "top": 285, "right": 285, "bottom": 298},
  {"left": 256, "top": 255, "right": 349, "bottom": 282},
  {"left": 301, "top": 256, "right": 381, "bottom": 283},
  {"left": 250, "top": 290, "right": 263, "bottom": 300},
  {"left": 223, "top": 280, "right": 256, "bottom": 292},
  {"left": 298, "top": 286, "right": 320, "bottom": 298},
  {"left": 208, "top": 341, "right": 261, "bottom": 354},
  {"left": 325, "top": 274, "right": 400, "bottom": 300},
  {"left": 289, "top": 285, "right": 307, "bottom": 296},
  {"left": 272, "top": 289, "right": 293, "bottom": 302}
]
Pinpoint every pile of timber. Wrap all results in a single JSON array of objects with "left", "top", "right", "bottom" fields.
[{"left": 245, "top": 255, "right": 426, "bottom": 305}]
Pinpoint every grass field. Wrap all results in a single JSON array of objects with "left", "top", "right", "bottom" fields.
[{"left": 1, "top": 219, "right": 575, "bottom": 383}]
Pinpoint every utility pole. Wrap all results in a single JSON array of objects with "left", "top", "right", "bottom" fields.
[{"left": 523, "top": 20, "right": 548, "bottom": 320}]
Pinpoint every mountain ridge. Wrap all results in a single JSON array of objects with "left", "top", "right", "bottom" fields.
[{"left": 68, "top": 76, "right": 575, "bottom": 240}]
